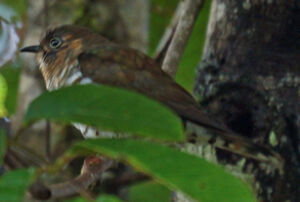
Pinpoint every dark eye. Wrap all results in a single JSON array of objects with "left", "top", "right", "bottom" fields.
[{"left": 49, "top": 37, "right": 62, "bottom": 49}]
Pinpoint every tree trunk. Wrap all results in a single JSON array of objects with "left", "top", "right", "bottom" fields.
[{"left": 194, "top": 0, "right": 299, "bottom": 201}]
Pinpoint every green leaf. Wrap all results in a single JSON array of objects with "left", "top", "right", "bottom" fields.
[
  {"left": 176, "top": 0, "right": 211, "bottom": 92},
  {"left": 0, "top": 74, "right": 7, "bottom": 117},
  {"left": 149, "top": 0, "right": 179, "bottom": 55},
  {"left": 66, "top": 194, "right": 123, "bottom": 202},
  {"left": 96, "top": 195, "right": 123, "bottom": 202},
  {"left": 0, "top": 65, "right": 20, "bottom": 115},
  {"left": 128, "top": 181, "right": 171, "bottom": 202},
  {"left": 71, "top": 139, "right": 256, "bottom": 202},
  {"left": 0, "top": 168, "right": 35, "bottom": 201},
  {"left": 0, "top": 129, "right": 6, "bottom": 165},
  {"left": 25, "top": 84, "right": 184, "bottom": 141}
]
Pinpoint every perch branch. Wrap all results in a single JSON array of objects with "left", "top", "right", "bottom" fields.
[
  {"left": 30, "top": 156, "right": 114, "bottom": 200},
  {"left": 161, "top": 0, "right": 205, "bottom": 77}
]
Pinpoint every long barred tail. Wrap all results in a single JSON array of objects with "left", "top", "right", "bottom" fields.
[{"left": 185, "top": 121, "right": 284, "bottom": 173}]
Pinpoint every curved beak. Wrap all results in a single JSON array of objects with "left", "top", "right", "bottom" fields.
[{"left": 20, "top": 45, "right": 41, "bottom": 53}]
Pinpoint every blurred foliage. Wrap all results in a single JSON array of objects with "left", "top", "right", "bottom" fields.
[
  {"left": 128, "top": 181, "right": 171, "bottom": 202},
  {"left": 0, "top": 129, "right": 6, "bottom": 165},
  {"left": 176, "top": 0, "right": 211, "bottom": 91},
  {"left": 149, "top": 0, "right": 179, "bottom": 55},
  {"left": 25, "top": 84, "right": 184, "bottom": 141},
  {"left": 0, "top": 1, "right": 25, "bottom": 68},
  {"left": 0, "top": 74, "right": 7, "bottom": 117},
  {"left": 67, "top": 194, "right": 123, "bottom": 202},
  {"left": 70, "top": 138, "right": 256, "bottom": 202},
  {"left": 0, "top": 65, "right": 20, "bottom": 115},
  {"left": 0, "top": 0, "right": 27, "bottom": 21},
  {"left": 0, "top": 0, "right": 23, "bottom": 116},
  {"left": 0, "top": 168, "right": 35, "bottom": 201}
]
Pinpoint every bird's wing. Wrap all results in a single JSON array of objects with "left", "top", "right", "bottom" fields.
[
  {"left": 78, "top": 45, "right": 228, "bottom": 132},
  {"left": 78, "top": 45, "right": 283, "bottom": 168}
]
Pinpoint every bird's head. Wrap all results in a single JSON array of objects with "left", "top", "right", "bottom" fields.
[{"left": 21, "top": 25, "right": 107, "bottom": 89}]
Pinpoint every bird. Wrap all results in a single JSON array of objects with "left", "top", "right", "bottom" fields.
[{"left": 20, "top": 25, "right": 282, "bottom": 166}]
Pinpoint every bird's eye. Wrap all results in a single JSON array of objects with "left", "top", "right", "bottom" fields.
[{"left": 49, "top": 37, "right": 62, "bottom": 49}]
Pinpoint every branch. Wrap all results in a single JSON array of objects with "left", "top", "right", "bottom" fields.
[
  {"left": 154, "top": 2, "right": 182, "bottom": 65},
  {"left": 161, "top": 0, "right": 205, "bottom": 77},
  {"left": 30, "top": 156, "right": 114, "bottom": 200}
]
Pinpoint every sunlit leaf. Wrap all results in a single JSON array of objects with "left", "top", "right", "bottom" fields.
[
  {"left": 0, "top": 74, "right": 7, "bottom": 117},
  {"left": 0, "top": 168, "right": 35, "bottom": 201},
  {"left": 70, "top": 139, "right": 256, "bottom": 202},
  {"left": 0, "top": 65, "right": 20, "bottom": 115},
  {"left": 176, "top": 0, "right": 211, "bottom": 91},
  {"left": 25, "top": 84, "right": 184, "bottom": 141},
  {"left": 128, "top": 181, "right": 171, "bottom": 202}
]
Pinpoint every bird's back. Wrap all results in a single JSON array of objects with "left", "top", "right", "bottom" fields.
[{"left": 78, "top": 43, "right": 229, "bottom": 132}]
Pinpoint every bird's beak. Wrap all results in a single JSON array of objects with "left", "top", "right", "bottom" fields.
[{"left": 20, "top": 45, "right": 41, "bottom": 53}]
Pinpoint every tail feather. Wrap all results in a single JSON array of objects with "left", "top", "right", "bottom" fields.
[{"left": 180, "top": 106, "right": 284, "bottom": 172}]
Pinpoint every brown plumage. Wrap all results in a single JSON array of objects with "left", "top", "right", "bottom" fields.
[
  {"left": 21, "top": 25, "right": 282, "bottom": 167},
  {"left": 24, "top": 25, "right": 229, "bottom": 132}
]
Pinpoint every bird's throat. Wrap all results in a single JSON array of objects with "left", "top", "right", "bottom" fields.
[{"left": 40, "top": 59, "right": 92, "bottom": 90}]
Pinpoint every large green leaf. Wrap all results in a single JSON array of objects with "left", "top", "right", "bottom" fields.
[
  {"left": 70, "top": 139, "right": 256, "bottom": 202},
  {"left": 176, "top": 0, "right": 211, "bottom": 91},
  {"left": 0, "top": 168, "right": 35, "bottom": 201},
  {"left": 0, "top": 65, "right": 20, "bottom": 115},
  {"left": 25, "top": 84, "right": 184, "bottom": 141},
  {"left": 128, "top": 181, "right": 171, "bottom": 202}
]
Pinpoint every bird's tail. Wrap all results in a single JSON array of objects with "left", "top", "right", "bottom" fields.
[{"left": 181, "top": 107, "right": 284, "bottom": 173}]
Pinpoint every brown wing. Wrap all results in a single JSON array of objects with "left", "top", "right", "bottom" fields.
[
  {"left": 78, "top": 45, "right": 283, "bottom": 166},
  {"left": 78, "top": 44, "right": 228, "bottom": 132}
]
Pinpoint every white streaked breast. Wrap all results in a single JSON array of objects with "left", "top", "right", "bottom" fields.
[
  {"left": 65, "top": 71, "right": 83, "bottom": 85},
  {"left": 79, "top": 77, "right": 93, "bottom": 84},
  {"left": 73, "top": 123, "right": 119, "bottom": 139}
]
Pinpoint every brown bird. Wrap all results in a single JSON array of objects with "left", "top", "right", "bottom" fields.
[{"left": 21, "top": 25, "right": 282, "bottom": 166}]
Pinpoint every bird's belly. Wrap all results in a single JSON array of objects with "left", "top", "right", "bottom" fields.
[
  {"left": 58, "top": 67, "right": 118, "bottom": 139},
  {"left": 73, "top": 123, "right": 117, "bottom": 139}
]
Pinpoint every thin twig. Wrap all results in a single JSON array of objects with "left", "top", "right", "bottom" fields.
[{"left": 161, "top": 0, "right": 205, "bottom": 77}]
